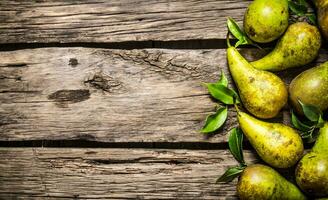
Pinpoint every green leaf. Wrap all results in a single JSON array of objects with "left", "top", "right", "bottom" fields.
[
  {"left": 217, "top": 70, "right": 228, "bottom": 87},
  {"left": 316, "top": 115, "right": 325, "bottom": 128},
  {"left": 227, "top": 17, "right": 246, "bottom": 42},
  {"left": 288, "top": 0, "right": 307, "bottom": 16},
  {"left": 291, "top": 110, "right": 311, "bottom": 132},
  {"left": 227, "top": 17, "right": 254, "bottom": 48},
  {"left": 306, "top": 13, "right": 317, "bottom": 25},
  {"left": 298, "top": 0, "right": 307, "bottom": 7},
  {"left": 298, "top": 100, "right": 323, "bottom": 122},
  {"left": 200, "top": 106, "right": 228, "bottom": 133},
  {"left": 231, "top": 89, "right": 241, "bottom": 105},
  {"left": 205, "top": 83, "right": 236, "bottom": 105},
  {"left": 216, "top": 166, "right": 245, "bottom": 183},
  {"left": 228, "top": 127, "right": 245, "bottom": 165}
]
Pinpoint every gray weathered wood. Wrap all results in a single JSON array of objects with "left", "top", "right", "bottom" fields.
[
  {"left": 0, "top": 0, "right": 250, "bottom": 43},
  {"left": 1, "top": 48, "right": 327, "bottom": 143},
  {"left": 0, "top": 48, "right": 236, "bottom": 142},
  {"left": 0, "top": 148, "right": 258, "bottom": 199}
]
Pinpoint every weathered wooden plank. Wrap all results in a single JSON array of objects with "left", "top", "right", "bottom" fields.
[
  {"left": 0, "top": 148, "right": 258, "bottom": 199},
  {"left": 1, "top": 48, "right": 327, "bottom": 143},
  {"left": 0, "top": 0, "right": 250, "bottom": 43},
  {"left": 0, "top": 48, "right": 233, "bottom": 142}
]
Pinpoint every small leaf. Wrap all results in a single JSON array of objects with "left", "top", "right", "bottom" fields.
[
  {"left": 205, "top": 83, "right": 236, "bottom": 105},
  {"left": 291, "top": 110, "right": 311, "bottom": 132},
  {"left": 228, "top": 127, "right": 245, "bottom": 165},
  {"left": 217, "top": 70, "right": 228, "bottom": 87},
  {"left": 298, "top": 100, "right": 323, "bottom": 122},
  {"left": 216, "top": 166, "right": 245, "bottom": 183},
  {"left": 316, "top": 115, "right": 325, "bottom": 128},
  {"left": 288, "top": 0, "right": 307, "bottom": 16},
  {"left": 231, "top": 89, "right": 241, "bottom": 105},
  {"left": 227, "top": 17, "right": 254, "bottom": 47},
  {"left": 227, "top": 17, "right": 246, "bottom": 42},
  {"left": 298, "top": 0, "right": 307, "bottom": 7},
  {"left": 200, "top": 106, "right": 228, "bottom": 133},
  {"left": 306, "top": 13, "right": 317, "bottom": 25}
]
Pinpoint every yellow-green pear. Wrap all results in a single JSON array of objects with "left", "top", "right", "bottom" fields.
[
  {"left": 244, "top": 0, "right": 289, "bottom": 43},
  {"left": 237, "top": 111, "right": 304, "bottom": 168},
  {"left": 289, "top": 61, "right": 328, "bottom": 115},
  {"left": 227, "top": 46, "right": 287, "bottom": 119},
  {"left": 237, "top": 164, "right": 307, "bottom": 200},
  {"left": 296, "top": 123, "right": 328, "bottom": 197},
  {"left": 251, "top": 22, "right": 321, "bottom": 71},
  {"left": 313, "top": 0, "right": 328, "bottom": 40}
]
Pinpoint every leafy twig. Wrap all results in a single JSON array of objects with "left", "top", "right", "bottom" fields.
[
  {"left": 288, "top": 0, "right": 317, "bottom": 24},
  {"left": 216, "top": 127, "right": 246, "bottom": 183},
  {"left": 291, "top": 100, "right": 325, "bottom": 143},
  {"left": 226, "top": 17, "right": 261, "bottom": 49},
  {"left": 201, "top": 71, "right": 240, "bottom": 134}
]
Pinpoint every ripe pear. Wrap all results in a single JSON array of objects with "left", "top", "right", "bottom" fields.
[
  {"left": 237, "top": 111, "right": 304, "bottom": 168},
  {"left": 296, "top": 123, "right": 328, "bottom": 197},
  {"left": 289, "top": 61, "right": 328, "bottom": 115},
  {"left": 244, "top": 0, "right": 289, "bottom": 43},
  {"left": 237, "top": 164, "right": 307, "bottom": 200},
  {"left": 313, "top": 0, "right": 328, "bottom": 40},
  {"left": 227, "top": 46, "right": 287, "bottom": 119},
  {"left": 251, "top": 22, "right": 321, "bottom": 71}
]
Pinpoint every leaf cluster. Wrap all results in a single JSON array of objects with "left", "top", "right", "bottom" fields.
[
  {"left": 291, "top": 100, "right": 325, "bottom": 143},
  {"left": 288, "top": 0, "right": 316, "bottom": 24},
  {"left": 200, "top": 71, "right": 240, "bottom": 133}
]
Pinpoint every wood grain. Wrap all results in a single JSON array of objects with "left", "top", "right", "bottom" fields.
[
  {"left": 0, "top": 148, "right": 258, "bottom": 199},
  {"left": 1, "top": 48, "right": 327, "bottom": 143},
  {"left": 0, "top": 0, "right": 250, "bottom": 43},
  {"left": 0, "top": 48, "right": 235, "bottom": 143}
]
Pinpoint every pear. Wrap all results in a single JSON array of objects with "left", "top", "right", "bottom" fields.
[
  {"left": 237, "top": 164, "right": 307, "bottom": 200},
  {"left": 295, "top": 123, "right": 328, "bottom": 197},
  {"left": 237, "top": 111, "right": 304, "bottom": 168},
  {"left": 289, "top": 61, "right": 328, "bottom": 115},
  {"left": 244, "top": 0, "right": 289, "bottom": 43},
  {"left": 313, "top": 0, "right": 328, "bottom": 40},
  {"left": 227, "top": 46, "right": 287, "bottom": 119},
  {"left": 251, "top": 22, "right": 321, "bottom": 71}
]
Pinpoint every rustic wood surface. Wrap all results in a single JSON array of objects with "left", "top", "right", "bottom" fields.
[
  {"left": 1, "top": 0, "right": 328, "bottom": 199},
  {"left": 2, "top": 48, "right": 325, "bottom": 143},
  {"left": 0, "top": 0, "right": 251, "bottom": 43},
  {"left": 0, "top": 148, "right": 258, "bottom": 199}
]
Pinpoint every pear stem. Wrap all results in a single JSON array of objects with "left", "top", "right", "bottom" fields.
[
  {"left": 234, "top": 103, "right": 240, "bottom": 114},
  {"left": 226, "top": 32, "right": 232, "bottom": 48}
]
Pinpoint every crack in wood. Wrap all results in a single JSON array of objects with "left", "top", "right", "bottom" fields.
[{"left": 84, "top": 71, "right": 122, "bottom": 93}]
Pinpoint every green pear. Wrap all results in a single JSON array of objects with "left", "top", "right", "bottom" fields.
[
  {"left": 289, "top": 61, "right": 328, "bottom": 115},
  {"left": 237, "top": 111, "right": 304, "bottom": 168},
  {"left": 296, "top": 123, "right": 328, "bottom": 197},
  {"left": 237, "top": 164, "right": 307, "bottom": 200},
  {"left": 227, "top": 46, "right": 287, "bottom": 119},
  {"left": 251, "top": 22, "right": 321, "bottom": 71},
  {"left": 244, "top": 0, "right": 289, "bottom": 43},
  {"left": 313, "top": 0, "right": 328, "bottom": 40}
]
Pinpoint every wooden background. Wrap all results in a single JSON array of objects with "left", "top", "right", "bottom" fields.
[{"left": 0, "top": 0, "right": 326, "bottom": 199}]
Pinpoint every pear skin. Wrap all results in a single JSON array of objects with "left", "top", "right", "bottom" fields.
[
  {"left": 227, "top": 46, "right": 287, "bottom": 119},
  {"left": 289, "top": 61, "right": 328, "bottom": 115},
  {"left": 244, "top": 0, "right": 289, "bottom": 43},
  {"left": 313, "top": 0, "right": 328, "bottom": 40},
  {"left": 237, "top": 164, "right": 307, "bottom": 200},
  {"left": 237, "top": 111, "right": 304, "bottom": 168},
  {"left": 296, "top": 123, "right": 328, "bottom": 197},
  {"left": 251, "top": 22, "right": 321, "bottom": 71}
]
